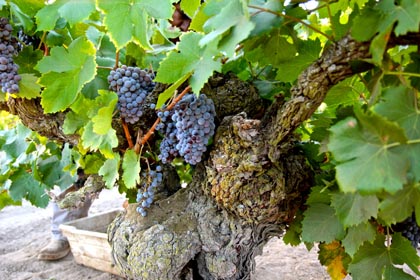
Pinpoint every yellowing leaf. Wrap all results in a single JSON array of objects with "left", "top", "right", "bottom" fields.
[{"left": 319, "top": 241, "right": 350, "bottom": 280}]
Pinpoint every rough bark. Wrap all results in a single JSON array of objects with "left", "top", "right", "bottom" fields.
[{"left": 109, "top": 98, "right": 311, "bottom": 279}]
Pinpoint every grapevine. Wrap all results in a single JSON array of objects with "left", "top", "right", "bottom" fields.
[{"left": 0, "top": 17, "right": 20, "bottom": 94}]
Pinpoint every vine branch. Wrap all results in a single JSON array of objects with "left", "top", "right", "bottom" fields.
[
  {"left": 248, "top": 4, "right": 334, "bottom": 41},
  {"left": 133, "top": 85, "right": 191, "bottom": 154}
]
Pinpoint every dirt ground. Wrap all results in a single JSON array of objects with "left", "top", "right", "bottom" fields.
[{"left": 0, "top": 188, "right": 331, "bottom": 280}]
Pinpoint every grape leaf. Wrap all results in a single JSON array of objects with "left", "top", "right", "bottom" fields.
[
  {"left": 348, "top": 233, "right": 420, "bottom": 280},
  {"left": 91, "top": 90, "right": 118, "bottom": 135},
  {"left": 8, "top": 169, "right": 49, "bottom": 208},
  {"left": 301, "top": 203, "right": 345, "bottom": 243},
  {"left": 180, "top": 0, "right": 201, "bottom": 18},
  {"left": 36, "top": 37, "right": 97, "bottom": 113},
  {"left": 155, "top": 32, "right": 222, "bottom": 93},
  {"left": 389, "top": 233, "right": 420, "bottom": 276},
  {"left": 15, "top": 41, "right": 43, "bottom": 73},
  {"left": 347, "top": 234, "right": 390, "bottom": 280},
  {"left": 318, "top": 241, "right": 350, "bottom": 280},
  {"left": 378, "top": 184, "right": 420, "bottom": 225},
  {"left": 331, "top": 192, "right": 378, "bottom": 228},
  {"left": 97, "top": 0, "right": 172, "bottom": 50},
  {"left": 16, "top": 74, "right": 41, "bottom": 99},
  {"left": 98, "top": 153, "right": 120, "bottom": 189},
  {"left": 9, "top": 2, "right": 34, "bottom": 31},
  {"left": 342, "top": 222, "right": 377, "bottom": 257},
  {"left": 328, "top": 109, "right": 409, "bottom": 194},
  {"left": 374, "top": 86, "right": 420, "bottom": 181},
  {"left": 81, "top": 122, "right": 118, "bottom": 159},
  {"left": 0, "top": 190, "right": 21, "bottom": 210},
  {"left": 383, "top": 266, "right": 415, "bottom": 280},
  {"left": 275, "top": 38, "right": 321, "bottom": 83},
  {"left": 35, "top": 0, "right": 95, "bottom": 30},
  {"left": 199, "top": 0, "right": 254, "bottom": 57},
  {"left": 122, "top": 149, "right": 140, "bottom": 189},
  {"left": 156, "top": 72, "right": 192, "bottom": 109}
]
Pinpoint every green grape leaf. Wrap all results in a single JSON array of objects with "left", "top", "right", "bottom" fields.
[
  {"left": 56, "top": 0, "right": 96, "bottom": 26},
  {"left": 98, "top": 153, "right": 120, "bottom": 189},
  {"left": 36, "top": 37, "right": 97, "bottom": 113},
  {"left": 16, "top": 73, "right": 41, "bottom": 99},
  {"left": 342, "top": 222, "right": 377, "bottom": 257},
  {"left": 81, "top": 122, "right": 118, "bottom": 159},
  {"left": 35, "top": 0, "right": 95, "bottom": 30},
  {"left": 0, "top": 190, "right": 21, "bottom": 210},
  {"left": 122, "top": 149, "right": 140, "bottom": 189},
  {"left": 91, "top": 90, "right": 118, "bottom": 135},
  {"left": 348, "top": 233, "right": 420, "bottom": 280},
  {"left": 9, "top": 2, "right": 34, "bottom": 31},
  {"left": 405, "top": 53, "right": 420, "bottom": 90},
  {"left": 374, "top": 86, "right": 420, "bottom": 181},
  {"left": 383, "top": 266, "right": 415, "bottom": 280},
  {"left": 301, "top": 203, "right": 345, "bottom": 243},
  {"left": 155, "top": 32, "right": 222, "bottom": 93},
  {"left": 305, "top": 185, "right": 332, "bottom": 206},
  {"left": 375, "top": 86, "right": 420, "bottom": 139},
  {"left": 180, "top": 0, "right": 201, "bottom": 18},
  {"left": 283, "top": 211, "right": 303, "bottom": 246},
  {"left": 156, "top": 72, "right": 192, "bottom": 109},
  {"left": 199, "top": 0, "right": 254, "bottom": 57},
  {"left": 328, "top": 109, "right": 409, "bottom": 194},
  {"left": 15, "top": 46, "right": 43, "bottom": 75},
  {"left": 36, "top": 155, "right": 74, "bottom": 189},
  {"left": 347, "top": 234, "right": 390, "bottom": 280},
  {"left": 63, "top": 110, "right": 87, "bottom": 134},
  {"left": 331, "top": 192, "right": 378, "bottom": 228},
  {"left": 275, "top": 38, "right": 321, "bottom": 83},
  {"left": 98, "top": 0, "right": 172, "bottom": 50},
  {"left": 389, "top": 233, "right": 420, "bottom": 276},
  {"left": 378, "top": 185, "right": 420, "bottom": 225},
  {"left": 8, "top": 169, "right": 49, "bottom": 208},
  {"left": 351, "top": 7, "right": 381, "bottom": 41}
]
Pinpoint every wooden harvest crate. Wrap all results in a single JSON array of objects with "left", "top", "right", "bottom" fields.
[{"left": 59, "top": 208, "right": 124, "bottom": 277}]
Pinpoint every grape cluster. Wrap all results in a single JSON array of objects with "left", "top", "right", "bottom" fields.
[
  {"left": 157, "top": 93, "right": 216, "bottom": 165},
  {"left": 394, "top": 214, "right": 420, "bottom": 248},
  {"left": 136, "top": 166, "right": 163, "bottom": 217},
  {"left": 0, "top": 17, "right": 20, "bottom": 94},
  {"left": 107, "top": 65, "right": 155, "bottom": 124},
  {"left": 17, "top": 29, "right": 41, "bottom": 49}
]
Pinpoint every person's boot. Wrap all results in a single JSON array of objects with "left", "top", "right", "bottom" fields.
[{"left": 37, "top": 239, "right": 70, "bottom": 261}]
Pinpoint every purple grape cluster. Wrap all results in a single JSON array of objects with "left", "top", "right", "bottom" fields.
[
  {"left": 107, "top": 65, "right": 155, "bottom": 124},
  {"left": 394, "top": 214, "right": 420, "bottom": 248},
  {"left": 0, "top": 18, "right": 20, "bottom": 94},
  {"left": 136, "top": 166, "right": 163, "bottom": 217},
  {"left": 157, "top": 93, "right": 216, "bottom": 165}
]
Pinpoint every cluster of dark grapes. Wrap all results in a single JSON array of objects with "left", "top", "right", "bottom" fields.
[
  {"left": 156, "top": 93, "right": 216, "bottom": 165},
  {"left": 393, "top": 214, "right": 420, "bottom": 248},
  {"left": 136, "top": 166, "right": 163, "bottom": 217},
  {"left": 17, "top": 29, "right": 41, "bottom": 49},
  {"left": 107, "top": 65, "right": 155, "bottom": 124},
  {"left": 0, "top": 17, "right": 20, "bottom": 94}
]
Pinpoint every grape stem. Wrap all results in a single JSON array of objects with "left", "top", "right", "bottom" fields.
[
  {"left": 121, "top": 118, "right": 134, "bottom": 149},
  {"left": 133, "top": 85, "right": 191, "bottom": 154}
]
